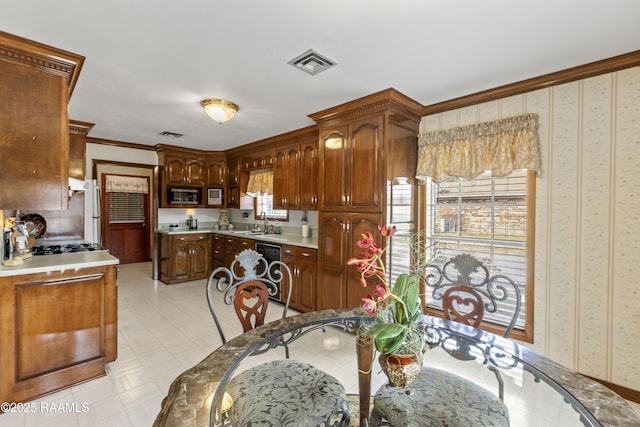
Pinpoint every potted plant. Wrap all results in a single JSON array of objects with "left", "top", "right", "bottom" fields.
[{"left": 348, "top": 225, "right": 423, "bottom": 386}]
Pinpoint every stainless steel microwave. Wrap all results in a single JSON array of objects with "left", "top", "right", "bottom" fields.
[
  {"left": 168, "top": 187, "right": 201, "bottom": 205},
  {"left": 208, "top": 188, "right": 223, "bottom": 205}
]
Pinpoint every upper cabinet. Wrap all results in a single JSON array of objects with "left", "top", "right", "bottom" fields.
[
  {"left": 272, "top": 127, "right": 319, "bottom": 210},
  {"left": 206, "top": 154, "right": 226, "bottom": 187},
  {"left": 309, "top": 89, "right": 423, "bottom": 214},
  {"left": 156, "top": 145, "right": 207, "bottom": 207},
  {"left": 0, "top": 31, "right": 84, "bottom": 210}
]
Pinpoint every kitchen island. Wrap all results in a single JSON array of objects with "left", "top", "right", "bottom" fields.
[{"left": 0, "top": 251, "right": 119, "bottom": 405}]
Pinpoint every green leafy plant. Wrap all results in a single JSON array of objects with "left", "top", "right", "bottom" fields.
[{"left": 348, "top": 225, "right": 423, "bottom": 354}]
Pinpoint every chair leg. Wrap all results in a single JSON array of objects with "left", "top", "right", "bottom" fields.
[{"left": 489, "top": 365, "right": 505, "bottom": 401}]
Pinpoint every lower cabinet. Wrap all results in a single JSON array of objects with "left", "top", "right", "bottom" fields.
[
  {"left": 317, "top": 212, "right": 382, "bottom": 310},
  {"left": 0, "top": 265, "right": 117, "bottom": 403},
  {"left": 282, "top": 245, "right": 317, "bottom": 312},
  {"left": 159, "top": 233, "right": 212, "bottom": 284}
]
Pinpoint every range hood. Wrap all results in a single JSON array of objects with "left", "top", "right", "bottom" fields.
[{"left": 68, "top": 177, "right": 87, "bottom": 196}]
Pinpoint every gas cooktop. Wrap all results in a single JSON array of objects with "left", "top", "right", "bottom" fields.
[{"left": 31, "top": 242, "right": 105, "bottom": 256}]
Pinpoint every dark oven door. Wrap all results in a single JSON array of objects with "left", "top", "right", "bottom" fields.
[{"left": 255, "top": 242, "right": 282, "bottom": 302}]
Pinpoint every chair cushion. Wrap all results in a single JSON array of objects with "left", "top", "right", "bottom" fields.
[
  {"left": 227, "top": 359, "right": 350, "bottom": 426},
  {"left": 371, "top": 367, "right": 509, "bottom": 427}
]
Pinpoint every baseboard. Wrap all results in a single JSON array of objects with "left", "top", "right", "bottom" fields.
[{"left": 586, "top": 375, "right": 640, "bottom": 404}]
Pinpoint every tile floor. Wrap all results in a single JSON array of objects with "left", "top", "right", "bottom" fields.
[{"left": 0, "top": 261, "right": 638, "bottom": 427}]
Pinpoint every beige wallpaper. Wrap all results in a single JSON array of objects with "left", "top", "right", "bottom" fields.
[{"left": 420, "top": 66, "right": 640, "bottom": 391}]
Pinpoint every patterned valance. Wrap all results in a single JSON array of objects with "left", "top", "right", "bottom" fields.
[
  {"left": 104, "top": 175, "right": 149, "bottom": 194},
  {"left": 246, "top": 169, "right": 273, "bottom": 197},
  {"left": 416, "top": 113, "right": 541, "bottom": 183}
]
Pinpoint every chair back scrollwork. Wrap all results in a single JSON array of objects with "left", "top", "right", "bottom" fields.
[
  {"left": 206, "top": 249, "right": 292, "bottom": 345},
  {"left": 426, "top": 253, "right": 522, "bottom": 338}
]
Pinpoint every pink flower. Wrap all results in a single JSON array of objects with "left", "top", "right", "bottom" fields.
[
  {"left": 374, "top": 283, "right": 387, "bottom": 299},
  {"left": 379, "top": 225, "right": 397, "bottom": 237},
  {"left": 357, "top": 232, "right": 375, "bottom": 249},
  {"left": 361, "top": 295, "right": 377, "bottom": 316}
]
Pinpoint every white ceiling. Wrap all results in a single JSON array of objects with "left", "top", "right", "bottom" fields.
[{"left": 1, "top": 1, "right": 639, "bottom": 151}]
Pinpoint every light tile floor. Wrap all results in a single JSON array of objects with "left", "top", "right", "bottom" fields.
[{"left": 0, "top": 261, "right": 638, "bottom": 427}]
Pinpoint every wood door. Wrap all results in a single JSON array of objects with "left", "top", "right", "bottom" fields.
[
  {"left": 298, "top": 254, "right": 317, "bottom": 312},
  {"left": 101, "top": 174, "right": 150, "bottom": 264},
  {"left": 0, "top": 59, "right": 68, "bottom": 210},
  {"left": 165, "top": 157, "right": 186, "bottom": 185},
  {"left": 171, "top": 241, "right": 191, "bottom": 281},
  {"left": 300, "top": 140, "right": 318, "bottom": 210},
  {"left": 185, "top": 159, "right": 205, "bottom": 186},
  {"left": 207, "top": 160, "right": 226, "bottom": 186},
  {"left": 346, "top": 213, "right": 382, "bottom": 308},
  {"left": 284, "top": 145, "right": 300, "bottom": 209},
  {"left": 281, "top": 250, "right": 298, "bottom": 309},
  {"left": 349, "top": 116, "right": 383, "bottom": 211},
  {"left": 272, "top": 148, "right": 287, "bottom": 209},
  {"left": 190, "top": 241, "right": 210, "bottom": 278},
  {"left": 319, "top": 127, "right": 348, "bottom": 210}
]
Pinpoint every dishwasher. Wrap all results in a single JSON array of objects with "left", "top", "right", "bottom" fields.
[{"left": 255, "top": 242, "right": 282, "bottom": 302}]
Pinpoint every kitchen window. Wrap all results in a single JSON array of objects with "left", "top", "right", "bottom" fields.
[
  {"left": 255, "top": 194, "right": 288, "bottom": 221},
  {"left": 420, "top": 169, "right": 535, "bottom": 342},
  {"left": 108, "top": 192, "right": 145, "bottom": 223}
]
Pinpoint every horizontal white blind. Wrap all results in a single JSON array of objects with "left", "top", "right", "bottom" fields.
[{"left": 108, "top": 192, "right": 145, "bottom": 224}]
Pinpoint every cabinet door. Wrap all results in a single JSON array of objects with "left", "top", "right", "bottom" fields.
[
  {"left": 227, "top": 157, "right": 240, "bottom": 187},
  {"left": 318, "top": 213, "right": 348, "bottom": 270},
  {"left": 185, "top": 159, "right": 205, "bottom": 186},
  {"left": 165, "top": 157, "right": 187, "bottom": 185},
  {"left": 190, "top": 241, "right": 210, "bottom": 278},
  {"left": 272, "top": 148, "right": 287, "bottom": 209},
  {"left": 299, "top": 140, "right": 318, "bottom": 210},
  {"left": 228, "top": 187, "right": 240, "bottom": 208},
  {"left": 349, "top": 116, "right": 383, "bottom": 211},
  {"left": 297, "top": 254, "right": 317, "bottom": 312},
  {"left": 346, "top": 213, "right": 382, "bottom": 309},
  {"left": 319, "top": 127, "right": 348, "bottom": 210},
  {"left": 0, "top": 60, "right": 69, "bottom": 210},
  {"left": 284, "top": 146, "right": 300, "bottom": 209},
  {"left": 172, "top": 242, "right": 191, "bottom": 280},
  {"left": 207, "top": 160, "right": 226, "bottom": 186}
]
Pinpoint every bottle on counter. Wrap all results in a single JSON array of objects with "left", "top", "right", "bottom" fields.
[{"left": 301, "top": 211, "right": 310, "bottom": 238}]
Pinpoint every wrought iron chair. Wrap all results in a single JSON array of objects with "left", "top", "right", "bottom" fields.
[
  {"left": 206, "top": 248, "right": 350, "bottom": 426},
  {"left": 370, "top": 253, "right": 521, "bottom": 426}
]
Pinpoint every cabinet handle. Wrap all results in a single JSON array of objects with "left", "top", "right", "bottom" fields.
[{"left": 301, "top": 252, "right": 311, "bottom": 257}]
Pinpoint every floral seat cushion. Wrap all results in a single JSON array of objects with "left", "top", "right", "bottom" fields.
[
  {"left": 227, "top": 359, "right": 350, "bottom": 426},
  {"left": 371, "top": 367, "right": 509, "bottom": 427}
]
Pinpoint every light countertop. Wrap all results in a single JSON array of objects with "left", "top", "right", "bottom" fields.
[
  {"left": 0, "top": 251, "right": 120, "bottom": 277},
  {"left": 157, "top": 227, "right": 318, "bottom": 249}
]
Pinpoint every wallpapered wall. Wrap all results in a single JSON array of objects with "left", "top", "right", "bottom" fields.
[{"left": 420, "top": 67, "right": 640, "bottom": 391}]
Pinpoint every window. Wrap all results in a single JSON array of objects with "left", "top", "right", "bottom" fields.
[
  {"left": 108, "top": 192, "right": 145, "bottom": 223},
  {"left": 254, "top": 194, "right": 288, "bottom": 220},
  {"left": 421, "top": 169, "right": 535, "bottom": 342}
]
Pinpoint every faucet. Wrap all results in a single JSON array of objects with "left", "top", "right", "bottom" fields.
[{"left": 262, "top": 212, "right": 268, "bottom": 230}]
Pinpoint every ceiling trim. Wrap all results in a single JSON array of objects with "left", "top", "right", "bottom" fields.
[{"left": 422, "top": 49, "right": 640, "bottom": 116}]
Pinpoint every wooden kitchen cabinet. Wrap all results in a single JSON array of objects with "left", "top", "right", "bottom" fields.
[
  {"left": 316, "top": 212, "right": 381, "bottom": 310},
  {"left": 316, "top": 116, "right": 384, "bottom": 212},
  {"left": 273, "top": 128, "right": 319, "bottom": 210},
  {"left": 206, "top": 155, "right": 226, "bottom": 187},
  {"left": 310, "top": 89, "right": 422, "bottom": 310},
  {"left": 164, "top": 155, "right": 205, "bottom": 187},
  {"left": 0, "top": 31, "right": 84, "bottom": 210},
  {"left": 0, "top": 264, "right": 117, "bottom": 403},
  {"left": 212, "top": 233, "right": 226, "bottom": 270},
  {"left": 281, "top": 245, "right": 317, "bottom": 312},
  {"left": 159, "top": 233, "right": 211, "bottom": 284}
]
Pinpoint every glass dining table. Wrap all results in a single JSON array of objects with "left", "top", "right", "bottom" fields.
[{"left": 154, "top": 308, "right": 639, "bottom": 427}]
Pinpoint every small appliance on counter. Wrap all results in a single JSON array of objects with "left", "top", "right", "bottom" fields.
[{"left": 186, "top": 216, "right": 198, "bottom": 230}]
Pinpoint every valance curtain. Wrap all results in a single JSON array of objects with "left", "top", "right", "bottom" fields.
[
  {"left": 246, "top": 169, "right": 273, "bottom": 197},
  {"left": 104, "top": 175, "right": 149, "bottom": 194},
  {"left": 416, "top": 113, "right": 541, "bottom": 183}
]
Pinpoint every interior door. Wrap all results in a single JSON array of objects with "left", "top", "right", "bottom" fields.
[{"left": 101, "top": 174, "right": 150, "bottom": 264}]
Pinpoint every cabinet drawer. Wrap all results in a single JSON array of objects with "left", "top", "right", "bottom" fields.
[
  {"left": 283, "top": 245, "right": 316, "bottom": 261},
  {"left": 173, "top": 233, "right": 210, "bottom": 243}
]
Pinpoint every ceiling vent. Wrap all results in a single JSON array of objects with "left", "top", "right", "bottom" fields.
[
  {"left": 288, "top": 49, "right": 337, "bottom": 76},
  {"left": 159, "top": 131, "right": 183, "bottom": 138}
]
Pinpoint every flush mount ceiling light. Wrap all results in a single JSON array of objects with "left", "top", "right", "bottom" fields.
[{"left": 200, "top": 99, "right": 239, "bottom": 124}]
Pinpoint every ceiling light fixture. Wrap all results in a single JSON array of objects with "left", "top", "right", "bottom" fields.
[{"left": 200, "top": 99, "right": 239, "bottom": 124}]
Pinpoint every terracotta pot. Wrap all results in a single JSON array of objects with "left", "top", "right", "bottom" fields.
[{"left": 379, "top": 352, "right": 422, "bottom": 387}]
